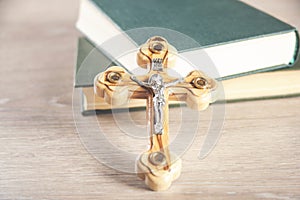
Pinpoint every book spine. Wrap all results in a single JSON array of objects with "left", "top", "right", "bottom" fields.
[{"left": 291, "top": 29, "right": 300, "bottom": 66}]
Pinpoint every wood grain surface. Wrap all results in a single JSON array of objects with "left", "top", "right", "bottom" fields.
[{"left": 0, "top": 0, "right": 300, "bottom": 199}]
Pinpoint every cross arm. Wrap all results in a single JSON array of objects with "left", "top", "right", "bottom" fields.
[
  {"left": 94, "top": 66, "right": 151, "bottom": 106},
  {"left": 94, "top": 66, "right": 218, "bottom": 110},
  {"left": 130, "top": 75, "right": 151, "bottom": 88},
  {"left": 166, "top": 70, "right": 218, "bottom": 110}
]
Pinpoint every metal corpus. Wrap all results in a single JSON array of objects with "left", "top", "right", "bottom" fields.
[
  {"left": 131, "top": 73, "right": 183, "bottom": 134},
  {"left": 94, "top": 36, "right": 218, "bottom": 191}
]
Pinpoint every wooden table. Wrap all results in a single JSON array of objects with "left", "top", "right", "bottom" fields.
[{"left": 0, "top": 0, "right": 299, "bottom": 199}]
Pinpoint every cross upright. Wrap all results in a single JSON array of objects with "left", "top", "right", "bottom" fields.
[{"left": 94, "top": 36, "right": 218, "bottom": 191}]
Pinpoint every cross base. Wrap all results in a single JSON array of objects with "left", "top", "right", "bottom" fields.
[{"left": 136, "top": 152, "right": 182, "bottom": 191}]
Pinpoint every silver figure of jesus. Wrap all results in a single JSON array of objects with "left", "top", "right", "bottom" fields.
[{"left": 131, "top": 74, "right": 183, "bottom": 134}]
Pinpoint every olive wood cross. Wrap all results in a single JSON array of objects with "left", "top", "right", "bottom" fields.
[{"left": 94, "top": 36, "right": 218, "bottom": 191}]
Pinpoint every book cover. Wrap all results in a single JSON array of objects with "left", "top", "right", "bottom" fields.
[{"left": 76, "top": 0, "right": 299, "bottom": 79}]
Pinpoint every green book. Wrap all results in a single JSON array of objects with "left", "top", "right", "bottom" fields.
[
  {"left": 76, "top": 0, "right": 299, "bottom": 83},
  {"left": 76, "top": 37, "right": 300, "bottom": 113}
]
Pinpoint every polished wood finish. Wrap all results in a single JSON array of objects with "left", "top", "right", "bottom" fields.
[{"left": 94, "top": 37, "right": 217, "bottom": 190}]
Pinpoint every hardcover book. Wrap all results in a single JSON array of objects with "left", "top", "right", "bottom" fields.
[
  {"left": 76, "top": 0, "right": 299, "bottom": 80},
  {"left": 75, "top": 38, "right": 300, "bottom": 113}
]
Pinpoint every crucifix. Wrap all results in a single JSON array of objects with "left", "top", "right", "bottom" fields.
[{"left": 94, "top": 36, "right": 218, "bottom": 191}]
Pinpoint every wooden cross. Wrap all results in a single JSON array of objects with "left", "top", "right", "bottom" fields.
[{"left": 94, "top": 36, "right": 218, "bottom": 191}]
